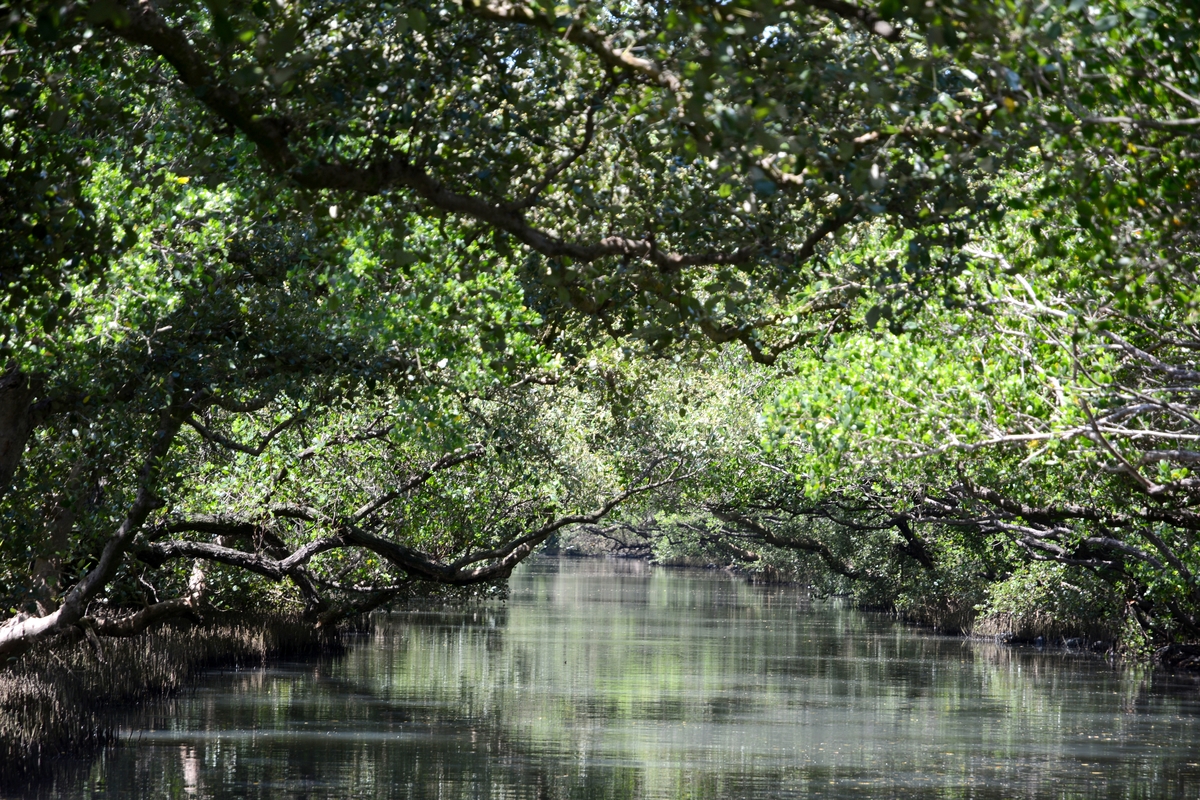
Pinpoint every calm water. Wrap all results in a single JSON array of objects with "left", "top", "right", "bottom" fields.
[{"left": 35, "top": 559, "right": 1200, "bottom": 799}]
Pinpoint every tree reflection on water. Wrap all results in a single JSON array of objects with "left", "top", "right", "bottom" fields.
[{"left": 41, "top": 559, "right": 1200, "bottom": 799}]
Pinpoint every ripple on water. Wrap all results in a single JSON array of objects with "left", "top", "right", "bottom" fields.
[{"left": 37, "top": 558, "right": 1200, "bottom": 800}]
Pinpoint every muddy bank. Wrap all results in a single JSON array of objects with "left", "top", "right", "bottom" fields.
[{"left": 0, "top": 614, "right": 340, "bottom": 791}]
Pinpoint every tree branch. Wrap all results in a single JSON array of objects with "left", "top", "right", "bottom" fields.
[
  {"left": 185, "top": 413, "right": 298, "bottom": 457},
  {"left": 465, "top": 0, "right": 682, "bottom": 92},
  {"left": 350, "top": 444, "right": 484, "bottom": 523},
  {"left": 509, "top": 79, "right": 612, "bottom": 211},
  {"left": 1083, "top": 115, "right": 1200, "bottom": 130},
  {"left": 707, "top": 506, "right": 862, "bottom": 579},
  {"left": 0, "top": 394, "right": 187, "bottom": 656}
]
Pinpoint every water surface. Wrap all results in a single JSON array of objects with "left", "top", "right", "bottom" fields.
[{"left": 39, "top": 559, "right": 1200, "bottom": 798}]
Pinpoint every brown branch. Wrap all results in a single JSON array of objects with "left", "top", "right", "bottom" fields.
[
  {"left": 280, "top": 536, "right": 348, "bottom": 572},
  {"left": 99, "top": 0, "right": 767, "bottom": 278},
  {"left": 88, "top": 561, "right": 208, "bottom": 639},
  {"left": 156, "top": 512, "right": 259, "bottom": 540},
  {"left": 88, "top": 597, "right": 201, "bottom": 637},
  {"left": 795, "top": 209, "right": 858, "bottom": 266},
  {"left": 109, "top": 0, "right": 293, "bottom": 168},
  {"left": 97, "top": 0, "right": 879, "bottom": 366},
  {"left": 894, "top": 518, "right": 935, "bottom": 569},
  {"left": 297, "top": 422, "right": 395, "bottom": 461},
  {"left": 137, "top": 540, "right": 287, "bottom": 579},
  {"left": 145, "top": 514, "right": 334, "bottom": 613},
  {"left": 509, "top": 79, "right": 613, "bottom": 211}
]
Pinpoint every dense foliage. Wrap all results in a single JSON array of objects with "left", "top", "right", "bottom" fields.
[{"left": 1, "top": 0, "right": 1197, "bottom": 657}]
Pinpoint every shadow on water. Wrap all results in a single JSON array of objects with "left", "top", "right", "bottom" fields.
[{"left": 21, "top": 558, "right": 1200, "bottom": 799}]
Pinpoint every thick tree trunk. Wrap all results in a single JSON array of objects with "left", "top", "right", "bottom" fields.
[
  {"left": 0, "top": 365, "right": 38, "bottom": 495},
  {"left": 30, "top": 459, "right": 87, "bottom": 614}
]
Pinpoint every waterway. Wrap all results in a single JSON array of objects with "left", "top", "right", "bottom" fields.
[{"left": 36, "top": 558, "right": 1200, "bottom": 798}]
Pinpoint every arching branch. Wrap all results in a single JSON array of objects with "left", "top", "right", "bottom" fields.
[
  {"left": 707, "top": 506, "right": 863, "bottom": 579},
  {"left": 0, "top": 396, "right": 188, "bottom": 656},
  {"left": 136, "top": 458, "right": 689, "bottom": 597}
]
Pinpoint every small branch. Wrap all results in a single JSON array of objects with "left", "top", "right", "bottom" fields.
[
  {"left": 1103, "top": 330, "right": 1200, "bottom": 381},
  {"left": 707, "top": 506, "right": 862, "bottom": 579},
  {"left": 297, "top": 421, "right": 395, "bottom": 460},
  {"left": 350, "top": 444, "right": 484, "bottom": 523},
  {"left": 88, "top": 597, "right": 201, "bottom": 637},
  {"left": 185, "top": 413, "right": 298, "bottom": 456},
  {"left": 465, "top": 0, "right": 681, "bottom": 92},
  {"left": 1139, "top": 450, "right": 1200, "bottom": 465},
  {"left": 1161, "top": 81, "right": 1200, "bottom": 109},
  {"left": 1083, "top": 115, "right": 1200, "bottom": 129},
  {"left": 89, "top": 567, "right": 207, "bottom": 637},
  {"left": 509, "top": 80, "right": 613, "bottom": 211},
  {"left": 794, "top": 209, "right": 858, "bottom": 267},
  {"left": 1079, "top": 398, "right": 1163, "bottom": 495}
]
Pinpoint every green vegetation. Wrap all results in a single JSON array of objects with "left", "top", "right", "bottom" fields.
[{"left": 1, "top": 0, "right": 1198, "bottom": 674}]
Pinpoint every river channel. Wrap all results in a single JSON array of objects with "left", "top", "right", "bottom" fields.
[{"left": 38, "top": 558, "right": 1200, "bottom": 798}]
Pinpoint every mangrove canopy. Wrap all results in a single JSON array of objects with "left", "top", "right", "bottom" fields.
[{"left": 1, "top": 0, "right": 1198, "bottom": 656}]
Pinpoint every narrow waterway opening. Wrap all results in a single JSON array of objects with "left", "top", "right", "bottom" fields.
[{"left": 40, "top": 559, "right": 1200, "bottom": 798}]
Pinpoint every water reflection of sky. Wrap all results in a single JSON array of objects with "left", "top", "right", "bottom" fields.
[{"left": 39, "top": 558, "right": 1200, "bottom": 799}]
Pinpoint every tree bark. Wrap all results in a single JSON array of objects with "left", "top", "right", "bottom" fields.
[{"left": 30, "top": 458, "right": 86, "bottom": 614}]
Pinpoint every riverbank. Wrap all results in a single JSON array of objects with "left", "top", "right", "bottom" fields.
[
  {"left": 552, "top": 547, "right": 1156, "bottom": 662},
  {"left": 0, "top": 614, "right": 341, "bottom": 790}
]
